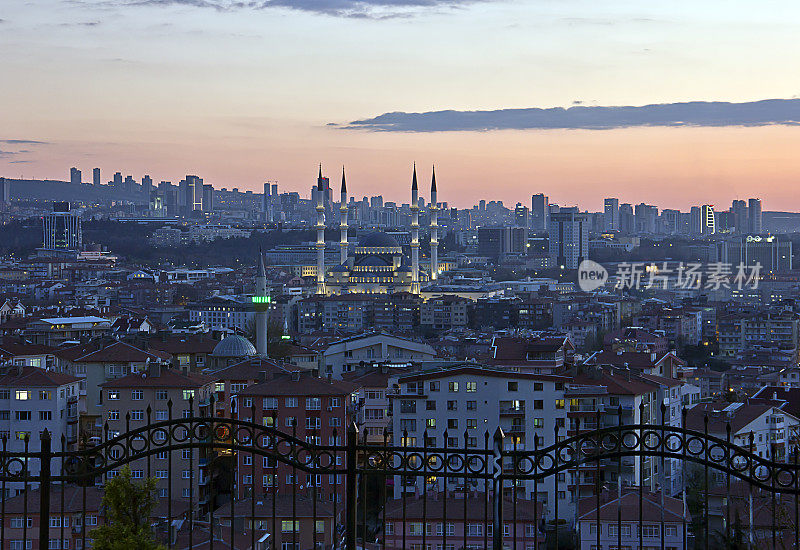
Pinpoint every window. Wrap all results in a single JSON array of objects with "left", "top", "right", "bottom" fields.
[
  {"left": 182, "top": 470, "right": 191, "bottom": 479},
  {"left": 182, "top": 488, "right": 191, "bottom": 498},
  {"left": 282, "top": 520, "right": 299, "bottom": 532},
  {"left": 329, "top": 417, "right": 341, "bottom": 427},
  {"left": 156, "top": 390, "right": 168, "bottom": 400},
  {"left": 107, "top": 391, "right": 119, "bottom": 400},
  {"left": 131, "top": 390, "right": 143, "bottom": 401},
  {"left": 466, "top": 400, "right": 477, "bottom": 410},
  {"left": 285, "top": 397, "right": 298, "bottom": 408},
  {"left": 534, "top": 383, "right": 543, "bottom": 391},
  {"left": 155, "top": 470, "right": 168, "bottom": 479},
  {"left": 608, "top": 524, "right": 631, "bottom": 536},
  {"left": 400, "top": 419, "right": 416, "bottom": 432},
  {"left": 156, "top": 451, "right": 167, "bottom": 460},
  {"left": 131, "top": 470, "right": 144, "bottom": 479},
  {"left": 182, "top": 390, "right": 194, "bottom": 401},
  {"left": 640, "top": 525, "right": 659, "bottom": 537},
  {"left": 533, "top": 418, "right": 544, "bottom": 428},
  {"left": 448, "top": 382, "right": 459, "bottom": 392},
  {"left": 447, "top": 400, "right": 458, "bottom": 411},
  {"left": 263, "top": 397, "right": 278, "bottom": 409},
  {"left": 10, "top": 518, "right": 32, "bottom": 528},
  {"left": 426, "top": 419, "right": 436, "bottom": 429},
  {"left": 15, "top": 391, "right": 30, "bottom": 401},
  {"left": 426, "top": 400, "right": 437, "bottom": 410},
  {"left": 555, "top": 399, "right": 565, "bottom": 409},
  {"left": 0, "top": 390, "right": 8, "bottom": 400},
  {"left": 39, "top": 411, "right": 52, "bottom": 421},
  {"left": 448, "top": 419, "right": 458, "bottom": 429},
  {"left": 15, "top": 432, "right": 30, "bottom": 441},
  {"left": 466, "top": 382, "right": 477, "bottom": 392},
  {"left": 231, "top": 383, "right": 247, "bottom": 393},
  {"left": 10, "top": 541, "right": 32, "bottom": 550},
  {"left": 400, "top": 400, "right": 416, "bottom": 414},
  {"left": 155, "top": 410, "right": 167, "bottom": 421},
  {"left": 466, "top": 419, "right": 477, "bottom": 429},
  {"left": 534, "top": 400, "right": 543, "bottom": 410},
  {"left": 15, "top": 411, "right": 31, "bottom": 421},
  {"left": 39, "top": 390, "right": 52, "bottom": 400},
  {"left": 306, "top": 397, "right": 321, "bottom": 410},
  {"left": 665, "top": 525, "right": 678, "bottom": 537},
  {"left": 316, "top": 520, "right": 325, "bottom": 533},
  {"left": 131, "top": 410, "right": 144, "bottom": 421},
  {"left": 508, "top": 382, "right": 518, "bottom": 391},
  {"left": 329, "top": 397, "right": 340, "bottom": 408},
  {"left": 285, "top": 417, "right": 296, "bottom": 428},
  {"left": 182, "top": 449, "right": 192, "bottom": 459},
  {"left": 429, "top": 382, "right": 440, "bottom": 392}
]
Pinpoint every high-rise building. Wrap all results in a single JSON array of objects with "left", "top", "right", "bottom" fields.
[
  {"left": 43, "top": 202, "right": 82, "bottom": 250},
  {"left": 185, "top": 175, "right": 203, "bottom": 212},
  {"left": 113, "top": 172, "right": 123, "bottom": 186},
  {"left": 549, "top": 210, "right": 588, "bottom": 269},
  {"left": 722, "top": 235, "right": 792, "bottom": 273},
  {"left": 92, "top": 168, "right": 100, "bottom": 186},
  {"left": 202, "top": 184, "right": 214, "bottom": 212},
  {"left": 634, "top": 203, "right": 658, "bottom": 234},
  {"left": 142, "top": 175, "right": 153, "bottom": 198},
  {"left": 619, "top": 203, "right": 634, "bottom": 234},
  {"left": 531, "top": 193, "right": 549, "bottom": 231},
  {"left": 689, "top": 206, "right": 702, "bottom": 235},
  {"left": 514, "top": 203, "right": 529, "bottom": 229},
  {"left": 603, "top": 198, "right": 619, "bottom": 230},
  {"left": 69, "top": 167, "right": 81, "bottom": 185},
  {"left": 0, "top": 177, "right": 10, "bottom": 208},
  {"left": 748, "top": 198, "right": 763, "bottom": 234},
  {"left": 477, "top": 226, "right": 526, "bottom": 260},
  {"left": 661, "top": 209, "right": 680, "bottom": 234},
  {"left": 701, "top": 204, "right": 715, "bottom": 235},
  {"left": 731, "top": 200, "right": 747, "bottom": 233}
]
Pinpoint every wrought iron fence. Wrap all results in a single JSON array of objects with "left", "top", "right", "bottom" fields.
[{"left": 0, "top": 398, "right": 798, "bottom": 549}]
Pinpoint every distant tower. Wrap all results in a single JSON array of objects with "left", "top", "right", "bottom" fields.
[
  {"left": 411, "top": 165, "right": 420, "bottom": 294},
  {"left": 430, "top": 166, "right": 439, "bottom": 281},
  {"left": 316, "top": 165, "right": 327, "bottom": 294},
  {"left": 339, "top": 167, "right": 349, "bottom": 265},
  {"left": 255, "top": 250, "right": 268, "bottom": 356}
]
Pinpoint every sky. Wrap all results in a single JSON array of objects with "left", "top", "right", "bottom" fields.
[{"left": 2, "top": 0, "right": 800, "bottom": 209}]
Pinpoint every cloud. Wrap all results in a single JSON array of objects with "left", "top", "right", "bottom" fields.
[
  {"left": 96, "top": 0, "right": 490, "bottom": 18},
  {"left": 0, "top": 139, "right": 47, "bottom": 144},
  {"left": 339, "top": 98, "right": 800, "bottom": 132}
]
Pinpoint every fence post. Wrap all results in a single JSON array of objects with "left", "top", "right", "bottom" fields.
[
  {"left": 345, "top": 422, "right": 359, "bottom": 550},
  {"left": 39, "top": 429, "right": 52, "bottom": 547},
  {"left": 492, "top": 427, "right": 505, "bottom": 550}
]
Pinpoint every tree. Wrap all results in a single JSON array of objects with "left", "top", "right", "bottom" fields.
[{"left": 92, "top": 466, "right": 167, "bottom": 550}]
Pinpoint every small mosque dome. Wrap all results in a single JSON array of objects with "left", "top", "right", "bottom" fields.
[{"left": 212, "top": 334, "right": 257, "bottom": 358}]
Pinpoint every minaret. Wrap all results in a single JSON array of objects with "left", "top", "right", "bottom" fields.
[
  {"left": 255, "top": 249, "right": 268, "bottom": 356},
  {"left": 316, "top": 165, "right": 326, "bottom": 295},
  {"left": 430, "top": 166, "right": 439, "bottom": 281},
  {"left": 339, "top": 166, "right": 348, "bottom": 265},
  {"left": 411, "top": 164, "right": 420, "bottom": 294}
]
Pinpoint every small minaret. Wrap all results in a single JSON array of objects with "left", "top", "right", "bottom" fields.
[
  {"left": 255, "top": 249, "right": 268, "bottom": 356},
  {"left": 430, "top": 166, "right": 439, "bottom": 281},
  {"left": 411, "top": 164, "right": 420, "bottom": 294},
  {"left": 339, "top": 166, "right": 348, "bottom": 265},
  {"left": 316, "top": 164, "right": 326, "bottom": 295}
]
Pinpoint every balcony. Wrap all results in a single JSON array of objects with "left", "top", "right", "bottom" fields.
[{"left": 499, "top": 407, "right": 525, "bottom": 416}]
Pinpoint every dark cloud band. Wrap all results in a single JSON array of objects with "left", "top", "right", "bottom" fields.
[{"left": 339, "top": 98, "right": 800, "bottom": 132}]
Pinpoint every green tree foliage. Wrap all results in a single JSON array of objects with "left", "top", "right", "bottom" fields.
[{"left": 92, "top": 466, "right": 167, "bottom": 550}]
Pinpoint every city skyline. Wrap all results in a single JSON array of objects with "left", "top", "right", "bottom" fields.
[{"left": 4, "top": 1, "right": 800, "bottom": 208}]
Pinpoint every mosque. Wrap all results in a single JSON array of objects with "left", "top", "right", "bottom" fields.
[{"left": 317, "top": 164, "right": 441, "bottom": 295}]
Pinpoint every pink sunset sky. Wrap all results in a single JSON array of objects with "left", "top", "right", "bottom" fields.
[{"left": 3, "top": 0, "right": 800, "bottom": 210}]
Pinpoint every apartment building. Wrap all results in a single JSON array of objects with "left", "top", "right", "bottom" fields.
[
  {"left": 24, "top": 316, "right": 112, "bottom": 346},
  {"left": 718, "top": 309, "right": 800, "bottom": 359},
  {"left": 206, "top": 356, "right": 299, "bottom": 417},
  {"left": 391, "top": 366, "right": 571, "bottom": 520},
  {"left": 686, "top": 401, "right": 800, "bottom": 463},
  {"left": 234, "top": 373, "right": 361, "bottom": 502},
  {"left": 98, "top": 365, "right": 215, "bottom": 502},
  {"left": 488, "top": 335, "right": 574, "bottom": 374},
  {"left": 0, "top": 366, "right": 82, "bottom": 495},
  {"left": 343, "top": 365, "right": 412, "bottom": 443},
  {"left": 56, "top": 339, "right": 171, "bottom": 444},
  {"left": 577, "top": 490, "right": 689, "bottom": 550},
  {"left": 420, "top": 295, "right": 470, "bottom": 331},
  {"left": 384, "top": 495, "right": 544, "bottom": 550},
  {"left": 321, "top": 332, "right": 436, "bottom": 378}
]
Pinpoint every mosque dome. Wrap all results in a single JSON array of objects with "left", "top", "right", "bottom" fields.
[
  {"left": 212, "top": 334, "right": 257, "bottom": 358},
  {"left": 359, "top": 232, "right": 400, "bottom": 249}
]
